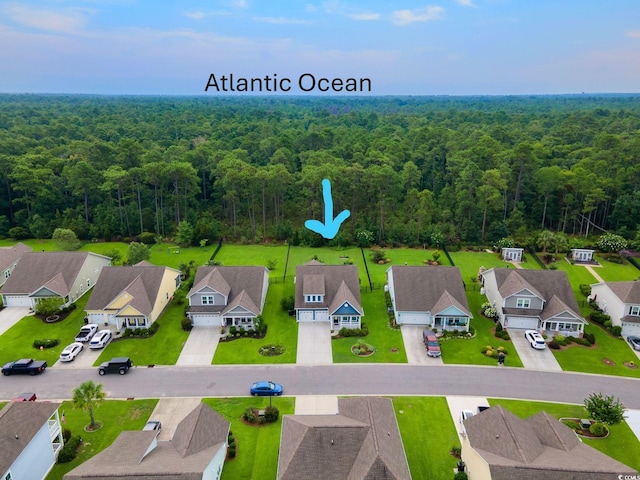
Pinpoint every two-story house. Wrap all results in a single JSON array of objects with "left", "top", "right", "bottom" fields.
[
  {"left": 590, "top": 281, "right": 640, "bottom": 337},
  {"left": 481, "top": 268, "right": 586, "bottom": 336},
  {"left": 294, "top": 261, "right": 363, "bottom": 330},
  {"left": 186, "top": 266, "right": 269, "bottom": 328},
  {"left": 0, "top": 242, "right": 32, "bottom": 288}
]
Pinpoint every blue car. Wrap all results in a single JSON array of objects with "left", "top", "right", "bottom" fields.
[{"left": 250, "top": 381, "right": 283, "bottom": 397}]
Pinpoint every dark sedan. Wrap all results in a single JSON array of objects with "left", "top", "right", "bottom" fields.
[{"left": 250, "top": 381, "right": 283, "bottom": 396}]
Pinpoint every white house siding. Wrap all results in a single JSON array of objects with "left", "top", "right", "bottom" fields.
[
  {"left": 591, "top": 283, "right": 630, "bottom": 332},
  {"left": 397, "top": 311, "right": 429, "bottom": 325},
  {"left": 481, "top": 269, "right": 503, "bottom": 319},
  {"left": 9, "top": 422, "right": 57, "bottom": 480},
  {"left": 202, "top": 443, "right": 228, "bottom": 480},
  {"left": 68, "top": 253, "right": 111, "bottom": 304},
  {"left": 2, "top": 295, "right": 32, "bottom": 307},
  {"left": 260, "top": 273, "right": 269, "bottom": 310}
]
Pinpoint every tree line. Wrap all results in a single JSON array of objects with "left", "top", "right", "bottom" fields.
[{"left": 0, "top": 94, "right": 639, "bottom": 248}]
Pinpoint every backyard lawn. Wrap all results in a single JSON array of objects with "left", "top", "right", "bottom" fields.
[
  {"left": 45, "top": 398, "right": 158, "bottom": 480},
  {"left": 203, "top": 396, "right": 295, "bottom": 480},
  {"left": 0, "top": 296, "right": 90, "bottom": 367},
  {"left": 592, "top": 254, "right": 640, "bottom": 282},
  {"left": 94, "top": 300, "right": 190, "bottom": 366},
  {"left": 488, "top": 398, "right": 640, "bottom": 473},
  {"left": 214, "top": 243, "right": 289, "bottom": 280}
]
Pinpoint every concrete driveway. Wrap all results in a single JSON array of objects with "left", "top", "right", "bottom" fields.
[
  {"left": 53, "top": 343, "right": 103, "bottom": 368},
  {"left": 0, "top": 307, "right": 30, "bottom": 335},
  {"left": 296, "top": 322, "right": 332, "bottom": 364},
  {"left": 176, "top": 326, "right": 221, "bottom": 366},
  {"left": 446, "top": 396, "right": 490, "bottom": 439},
  {"left": 509, "top": 328, "right": 562, "bottom": 372},
  {"left": 147, "top": 397, "right": 202, "bottom": 441},
  {"left": 401, "top": 325, "right": 443, "bottom": 365}
]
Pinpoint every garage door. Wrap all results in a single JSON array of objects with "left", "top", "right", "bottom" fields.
[
  {"left": 505, "top": 316, "right": 538, "bottom": 329},
  {"left": 3, "top": 295, "right": 32, "bottom": 307},
  {"left": 621, "top": 321, "right": 640, "bottom": 337},
  {"left": 190, "top": 314, "right": 220, "bottom": 327},
  {"left": 297, "top": 310, "right": 328, "bottom": 322},
  {"left": 398, "top": 312, "right": 429, "bottom": 325}
]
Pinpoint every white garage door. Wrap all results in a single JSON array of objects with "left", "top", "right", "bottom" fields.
[
  {"left": 398, "top": 312, "right": 429, "bottom": 325},
  {"left": 190, "top": 314, "right": 220, "bottom": 327},
  {"left": 297, "top": 310, "right": 328, "bottom": 322},
  {"left": 3, "top": 295, "right": 32, "bottom": 307},
  {"left": 314, "top": 310, "right": 328, "bottom": 321},
  {"left": 505, "top": 316, "right": 538, "bottom": 330},
  {"left": 621, "top": 321, "right": 640, "bottom": 337}
]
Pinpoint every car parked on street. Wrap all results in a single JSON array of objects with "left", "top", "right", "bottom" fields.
[
  {"left": 250, "top": 380, "right": 283, "bottom": 396},
  {"left": 89, "top": 329, "right": 112, "bottom": 349},
  {"left": 2, "top": 359, "right": 47, "bottom": 376},
  {"left": 627, "top": 336, "right": 640, "bottom": 351},
  {"left": 98, "top": 357, "right": 133, "bottom": 375},
  {"left": 75, "top": 323, "right": 99, "bottom": 343},
  {"left": 422, "top": 330, "right": 441, "bottom": 357},
  {"left": 59, "top": 342, "right": 84, "bottom": 362},
  {"left": 525, "top": 330, "right": 546, "bottom": 349}
]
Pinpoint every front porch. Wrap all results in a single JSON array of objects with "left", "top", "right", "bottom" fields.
[
  {"left": 541, "top": 320, "right": 585, "bottom": 338},
  {"left": 224, "top": 315, "right": 256, "bottom": 330},
  {"left": 332, "top": 315, "right": 361, "bottom": 329},
  {"left": 433, "top": 316, "right": 470, "bottom": 332}
]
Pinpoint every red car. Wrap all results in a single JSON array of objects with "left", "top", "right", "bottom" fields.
[
  {"left": 422, "top": 330, "right": 441, "bottom": 357},
  {"left": 12, "top": 392, "right": 37, "bottom": 402}
]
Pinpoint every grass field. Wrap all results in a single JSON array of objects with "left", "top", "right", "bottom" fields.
[
  {"left": 214, "top": 243, "right": 289, "bottom": 279},
  {"left": 45, "top": 398, "right": 158, "bottom": 480},
  {"left": 203, "top": 396, "right": 295, "bottom": 480},
  {"left": 593, "top": 254, "right": 640, "bottom": 282},
  {"left": 488, "top": 398, "right": 640, "bottom": 472}
]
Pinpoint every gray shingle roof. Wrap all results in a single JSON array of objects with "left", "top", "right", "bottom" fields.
[
  {"left": 85, "top": 265, "right": 177, "bottom": 317},
  {"left": 0, "top": 242, "right": 32, "bottom": 273},
  {"left": 0, "top": 401, "right": 60, "bottom": 474},
  {"left": 387, "top": 266, "right": 470, "bottom": 316},
  {"left": 1, "top": 252, "right": 99, "bottom": 296},
  {"left": 294, "top": 263, "right": 362, "bottom": 314},
  {"left": 63, "top": 403, "right": 230, "bottom": 480},
  {"left": 605, "top": 281, "right": 640, "bottom": 304},
  {"left": 464, "top": 405, "right": 636, "bottom": 480},
  {"left": 277, "top": 397, "right": 411, "bottom": 480}
]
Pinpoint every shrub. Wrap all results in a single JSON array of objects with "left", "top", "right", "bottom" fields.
[
  {"left": 371, "top": 249, "right": 386, "bottom": 263},
  {"left": 229, "top": 326, "right": 237, "bottom": 336},
  {"left": 584, "top": 392, "right": 625, "bottom": 425},
  {"left": 138, "top": 327, "right": 149, "bottom": 337},
  {"left": 122, "top": 328, "right": 133, "bottom": 338},
  {"left": 57, "top": 436, "right": 82, "bottom": 463},
  {"left": 495, "top": 322, "right": 503, "bottom": 332},
  {"left": 35, "top": 297, "right": 65, "bottom": 316},
  {"left": 548, "top": 339, "right": 561, "bottom": 349},
  {"left": 589, "top": 311, "right": 609, "bottom": 325},
  {"left": 33, "top": 338, "right": 60, "bottom": 349},
  {"left": 227, "top": 445, "right": 236, "bottom": 458},
  {"left": 149, "top": 321, "right": 160, "bottom": 334},
  {"left": 589, "top": 422, "right": 607, "bottom": 437},
  {"left": 181, "top": 317, "right": 193, "bottom": 331},
  {"left": 138, "top": 231, "right": 156, "bottom": 244},
  {"left": 451, "top": 445, "right": 461, "bottom": 457},
  {"left": 583, "top": 332, "right": 595, "bottom": 345},
  {"left": 454, "top": 471, "right": 468, "bottom": 480},
  {"left": 264, "top": 405, "right": 279, "bottom": 423},
  {"left": 562, "top": 419, "right": 582, "bottom": 432},
  {"left": 611, "top": 326, "right": 622, "bottom": 337},
  {"left": 280, "top": 295, "right": 294, "bottom": 312},
  {"left": 579, "top": 284, "right": 592, "bottom": 297},
  {"left": 242, "top": 407, "right": 256, "bottom": 424},
  {"left": 62, "top": 428, "right": 72, "bottom": 442},
  {"left": 338, "top": 324, "right": 369, "bottom": 337},
  {"left": 8, "top": 226, "right": 30, "bottom": 239}
]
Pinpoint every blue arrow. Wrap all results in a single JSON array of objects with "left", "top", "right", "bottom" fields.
[{"left": 305, "top": 179, "right": 350, "bottom": 240}]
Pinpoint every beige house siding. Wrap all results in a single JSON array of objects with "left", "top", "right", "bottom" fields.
[
  {"left": 149, "top": 269, "right": 180, "bottom": 321},
  {"left": 461, "top": 436, "right": 492, "bottom": 480},
  {"left": 68, "top": 253, "right": 111, "bottom": 303}
]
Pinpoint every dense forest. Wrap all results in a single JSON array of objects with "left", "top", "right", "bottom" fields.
[{"left": 1, "top": 94, "right": 640, "bottom": 249}]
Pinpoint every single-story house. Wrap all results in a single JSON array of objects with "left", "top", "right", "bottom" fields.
[
  {"left": 63, "top": 402, "right": 230, "bottom": 480},
  {"left": 1, "top": 252, "right": 111, "bottom": 308},
  {"left": 277, "top": 397, "right": 411, "bottom": 480},
  {"left": 0, "top": 401, "right": 64, "bottom": 480},
  {"left": 294, "top": 261, "right": 363, "bottom": 330},
  {"left": 571, "top": 248, "right": 595, "bottom": 263},
  {"left": 0, "top": 242, "right": 32, "bottom": 287},
  {"left": 186, "top": 266, "right": 269, "bottom": 328},
  {"left": 590, "top": 281, "right": 640, "bottom": 337},
  {"left": 387, "top": 265, "right": 472, "bottom": 331},
  {"left": 461, "top": 405, "right": 636, "bottom": 479},
  {"left": 84, "top": 262, "right": 181, "bottom": 330},
  {"left": 481, "top": 268, "right": 586, "bottom": 336},
  {"left": 501, "top": 247, "right": 523, "bottom": 262}
]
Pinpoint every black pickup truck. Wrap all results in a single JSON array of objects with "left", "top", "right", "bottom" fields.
[{"left": 2, "top": 358, "right": 48, "bottom": 376}]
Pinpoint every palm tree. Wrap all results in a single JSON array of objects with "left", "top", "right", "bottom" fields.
[
  {"left": 72, "top": 381, "right": 106, "bottom": 429},
  {"left": 536, "top": 230, "right": 555, "bottom": 253}
]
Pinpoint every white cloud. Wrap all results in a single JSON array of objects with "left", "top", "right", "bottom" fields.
[
  {"left": 626, "top": 30, "right": 640, "bottom": 39},
  {"left": 254, "top": 17, "right": 312, "bottom": 24},
  {"left": 392, "top": 6, "right": 444, "bottom": 25},
  {"left": 348, "top": 12, "right": 380, "bottom": 21},
  {"left": 321, "top": 1, "right": 380, "bottom": 21},
  {"left": 2, "top": 3, "right": 90, "bottom": 34},
  {"left": 455, "top": 0, "right": 476, "bottom": 7},
  {"left": 183, "top": 10, "right": 231, "bottom": 20}
]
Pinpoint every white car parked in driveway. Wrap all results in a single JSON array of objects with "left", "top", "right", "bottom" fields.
[
  {"left": 59, "top": 342, "right": 84, "bottom": 362},
  {"left": 89, "top": 330, "right": 112, "bottom": 349},
  {"left": 460, "top": 409, "right": 474, "bottom": 436},
  {"left": 525, "top": 330, "right": 546, "bottom": 349}
]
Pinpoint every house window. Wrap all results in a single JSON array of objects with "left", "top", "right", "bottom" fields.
[
  {"left": 4, "top": 270, "right": 10, "bottom": 279},
  {"left": 87, "top": 279, "right": 90, "bottom": 286},
  {"left": 516, "top": 298, "right": 531, "bottom": 308},
  {"left": 630, "top": 306, "right": 640, "bottom": 316},
  {"left": 5, "top": 472, "right": 12, "bottom": 480},
  {"left": 202, "top": 296, "right": 214, "bottom": 305},
  {"left": 166, "top": 292, "right": 169, "bottom": 300},
  {"left": 305, "top": 295, "right": 322, "bottom": 303},
  {"left": 558, "top": 322, "right": 577, "bottom": 331}
]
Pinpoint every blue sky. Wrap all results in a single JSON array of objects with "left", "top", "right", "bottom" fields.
[{"left": 1, "top": 0, "right": 639, "bottom": 95}]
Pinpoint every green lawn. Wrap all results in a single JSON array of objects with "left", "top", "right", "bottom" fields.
[
  {"left": 94, "top": 300, "right": 190, "bottom": 366},
  {"left": 393, "top": 396, "right": 460, "bottom": 480},
  {"left": 45, "top": 398, "right": 158, "bottom": 480},
  {"left": 0, "top": 296, "right": 90, "bottom": 366},
  {"left": 488, "top": 398, "right": 640, "bottom": 473},
  {"left": 214, "top": 243, "right": 289, "bottom": 279},
  {"left": 0, "top": 238, "right": 58, "bottom": 251},
  {"left": 203, "top": 396, "right": 295, "bottom": 480},
  {"left": 332, "top": 290, "right": 407, "bottom": 363},
  {"left": 213, "top": 282, "right": 298, "bottom": 364},
  {"left": 546, "top": 259, "right": 596, "bottom": 316},
  {"left": 593, "top": 254, "right": 640, "bottom": 282},
  {"left": 441, "top": 288, "right": 524, "bottom": 367},
  {"left": 448, "top": 250, "right": 541, "bottom": 287}
]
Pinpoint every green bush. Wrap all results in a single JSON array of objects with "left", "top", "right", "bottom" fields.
[
  {"left": 454, "top": 472, "right": 468, "bottom": 480},
  {"left": 33, "top": 338, "right": 60, "bottom": 349},
  {"left": 548, "top": 339, "right": 561, "bottom": 349},
  {"left": 181, "top": 317, "right": 193, "bottom": 331},
  {"left": 227, "top": 445, "right": 236, "bottom": 458},
  {"left": 137, "top": 231, "right": 156, "bottom": 244},
  {"left": 589, "top": 311, "right": 610, "bottom": 324},
  {"left": 583, "top": 332, "right": 595, "bottom": 345},
  {"left": 611, "top": 325, "right": 622, "bottom": 337},
  {"left": 280, "top": 295, "right": 294, "bottom": 312},
  {"left": 579, "top": 284, "right": 592, "bottom": 297},
  {"left": 264, "top": 405, "right": 279, "bottom": 423},
  {"left": 149, "top": 321, "right": 160, "bottom": 334},
  {"left": 62, "top": 428, "right": 72, "bottom": 442},
  {"left": 122, "top": 328, "right": 133, "bottom": 338},
  {"left": 562, "top": 419, "right": 581, "bottom": 432},
  {"left": 57, "top": 436, "right": 82, "bottom": 463},
  {"left": 338, "top": 323, "right": 369, "bottom": 337},
  {"left": 242, "top": 407, "right": 256, "bottom": 424},
  {"left": 589, "top": 422, "right": 607, "bottom": 437}
]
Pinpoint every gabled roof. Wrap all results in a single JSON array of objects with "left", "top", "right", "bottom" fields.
[
  {"left": 278, "top": 397, "right": 410, "bottom": 480},
  {"left": 387, "top": 266, "right": 471, "bottom": 316},
  {"left": 190, "top": 268, "right": 231, "bottom": 298},
  {"left": 221, "top": 289, "right": 260, "bottom": 316},
  {"left": 0, "top": 401, "right": 61, "bottom": 475},
  {"left": 63, "top": 403, "right": 230, "bottom": 480},
  {"left": 294, "top": 263, "right": 362, "bottom": 314},
  {"left": 464, "top": 405, "right": 636, "bottom": 480},
  {"left": 488, "top": 268, "right": 582, "bottom": 320},
  {"left": 0, "top": 242, "right": 32, "bottom": 272},
  {"left": 601, "top": 281, "right": 640, "bottom": 304},
  {"left": 1, "top": 252, "right": 109, "bottom": 296},
  {"left": 85, "top": 265, "right": 178, "bottom": 317}
]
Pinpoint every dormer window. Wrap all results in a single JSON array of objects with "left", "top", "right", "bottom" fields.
[
  {"left": 305, "top": 295, "right": 323, "bottom": 303},
  {"left": 630, "top": 305, "right": 640, "bottom": 316},
  {"left": 516, "top": 298, "right": 530, "bottom": 308}
]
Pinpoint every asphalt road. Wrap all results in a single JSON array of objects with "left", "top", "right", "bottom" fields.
[{"left": 2, "top": 364, "right": 640, "bottom": 407}]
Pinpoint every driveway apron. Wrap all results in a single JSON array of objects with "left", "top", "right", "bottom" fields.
[
  {"left": 148, "top": 397, "right": 202, "bottom": 441},
  {"left": 176, "top": 326, "right": 221, "bottom": 366},
  {"left": 0, "top": 307, "right": 30, "bottom": 336},
  {"left": 509, "top": 328, "right": 562, "bottom": 371},
  {"left": 446, "top": 396, "right": 490, "bottom": 439},
  {"left": 296, "top": 322, "right": 332, "bottom": 364},
  {"left": 401, "top": 325, "right": 443, "bottom": 365}
]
